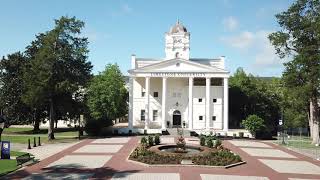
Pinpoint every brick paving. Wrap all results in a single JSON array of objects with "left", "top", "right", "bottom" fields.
[{"left": 5, "top": 137, "right": 320, "bottom": 180}]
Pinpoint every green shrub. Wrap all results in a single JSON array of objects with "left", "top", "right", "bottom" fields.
[
  {"left": 241, "top": 115, "right": 265, "bottom": 138},
  {"left": 215, "top": 139, "right": 222, "bottom": 148},
  {"left": 148, "top": 135, "right": 154, "bottom": 146},
  {"left": 84, "top": 118, "right": 112, "bottom": 136},
  {"left": 140, "top": 136, "right": 147, "bottom": 146},
  {"left": 239, "top": 132, "right": 244, "bottom": 138},
  {"left": 200, "top": 136, "right": 206, "bottom": 146},
  {"left": 207, "top": 139, "right": 213, "bottom": 148},
  {"left": 154, "top": 134, "right": 161, "bottom": 145},
  {"left": 255, "top": 129, "right": 273, "bottom": 140}
]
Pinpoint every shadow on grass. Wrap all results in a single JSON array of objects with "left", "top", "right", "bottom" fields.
[{"left": 7, "top": 127, "right": 78, "bottom": 135}]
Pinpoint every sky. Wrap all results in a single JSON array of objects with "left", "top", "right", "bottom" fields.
[{"left": 0, "top": 0, "right": 295, "bottom": 77}]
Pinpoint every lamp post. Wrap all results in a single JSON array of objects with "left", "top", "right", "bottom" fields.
[{"left": 281, "top": 108, "right": 286, "bottom": 145}]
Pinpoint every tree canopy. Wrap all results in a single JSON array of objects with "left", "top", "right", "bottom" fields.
[
  {"left": 269, "top": 0, "right": 320, "bottom": 144},
  {"left": 229, "top": 68, "right": 281, "bottom": 136},
  {"left": 0, "top": 52, "right": 33, "bottom": 125},
  {"left": 87, "top": 63, "right": 127, "bottom": 122},
  {"left": 23, "top": 16, "right": 92, "bottom": 140}
]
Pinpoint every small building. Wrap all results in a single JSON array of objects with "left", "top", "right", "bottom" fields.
[{"left": 128, "top": 21, "right": 229, "bottom": 132}]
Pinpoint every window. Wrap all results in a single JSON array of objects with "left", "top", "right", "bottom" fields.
[
  {"left": 172, "top": 92, "right": 176, "bottom": 97},
  {"left": 199, "top": 116, "right": 203, "bottom": 120},
  {"left": 198, "top": 98, "right": 202, "bottom": 102},
  {"left": 212, "top": 116, "right": 216, "bottom": 121},
  {"left": 141, "top": 91, "right": 145, "bottom": 97},
  {"left": 154, "top": 92, "right": 158, "bottom": 97},
  {"left": 153, "top": 110, "right": 158, "bottom": 121},
  {"left": 141, "top": 110, "right": 145, "bottom": 121},
  {"left": 213, "top": 99, "right": 217, "bottom": 103}
]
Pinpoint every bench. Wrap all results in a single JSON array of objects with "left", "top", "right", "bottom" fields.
[{"left": 16, "top": 153, "right": 35, "bottom": 166}]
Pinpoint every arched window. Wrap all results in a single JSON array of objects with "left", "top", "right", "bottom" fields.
[
  {"left": 175, "top": 52, "right": 179, "bottom": 58},
  {"left": 173, "top": 110, "right": 181, "bottom": 115}
]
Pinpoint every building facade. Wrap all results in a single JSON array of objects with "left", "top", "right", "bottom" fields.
[{"left": 128, "top": 21, "right": 229, "bottom": 131}]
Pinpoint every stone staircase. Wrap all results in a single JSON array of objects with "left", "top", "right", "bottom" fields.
[{"left": 166, "top": 128, "right": 191, "bottom": 137}]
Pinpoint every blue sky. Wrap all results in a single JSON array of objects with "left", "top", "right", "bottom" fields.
[{"left": 0, "top": 0, "right": 295, "bottom": 76}]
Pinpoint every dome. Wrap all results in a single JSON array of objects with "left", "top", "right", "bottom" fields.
[{"left": 169, "top": 20, "right": 188, "bottom": 34}]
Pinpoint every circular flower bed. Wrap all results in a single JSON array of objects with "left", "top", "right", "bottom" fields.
[{"left": 129, "top": 143, "right": 242, "bottom": 166}]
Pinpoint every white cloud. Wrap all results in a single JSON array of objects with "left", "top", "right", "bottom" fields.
[
  {"left": 111, "top": 3, "right": 133, "bottom": 17},
  {"left": 82, "top": 30, "right": 112, "bottom": 43},
  {"left": 221, "top": 30, "right": 286, "bottom": 72},
  {"left": 252, "top": 31, "right": 283, "bottom": 68},
  {"left": 220, "top": 31, "right": 254, "bottom": 49},
  {"left": 223, "top": 16, "right": 239, "bottom": 31}
]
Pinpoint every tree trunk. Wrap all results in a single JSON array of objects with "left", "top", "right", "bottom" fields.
[
  {"left": 0, "top": 128, "right": 3, "bottom": 141},
  {"left": 309, "top": 101, "right": 314, "bottom": 138},
  {"left": 310, "top": 98, "right": 319, "bottom": 144},
  {"left": 33, "top": 119, "right": 40, "bottom": 132},
  {"left": 48, "top": 99, "right": 55, "bottom": 140}
]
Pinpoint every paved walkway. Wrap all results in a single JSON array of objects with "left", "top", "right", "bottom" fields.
[{"left": 5, "top": 137, "right": 320, "bottom": 180}]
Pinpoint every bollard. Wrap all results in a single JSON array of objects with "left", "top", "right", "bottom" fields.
[
  {"left": 38, "top": 137, "right": 41, "bottom": 146},
  {"left": 28, "top": 139, "right": 31, "bottom": 149},
  {"left": 33, "top": 137, "right": 37, "bottom": 147}
]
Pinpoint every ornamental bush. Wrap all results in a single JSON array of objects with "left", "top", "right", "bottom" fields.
[
  {"left": 200, "top": 136, "right": 206, "bottom": 146},
  {"left": 241, "top": 115, "right": 265, "bottom": 138},
  {"left": 140, "top": 136, "right": 147, "bottom": 146},
  {"left": 215, "top": 139, "right": 222, "bottom": 148},
  {"left": 148, "top": 135, "right": 154, "bottom": 147},
  {"left": 207, "top": 139, "right": 213, "bottom": 148},
  {"left": 154, "top": 134, "right": 161, "bottom": 145}
]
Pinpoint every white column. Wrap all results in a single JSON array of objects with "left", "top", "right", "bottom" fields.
[
  {"left": 128, "top": 77, "right": 134, "bottom": 129},
  {"left": 188, "top": 77, "right": 193, "bottom": 130},
  {"left": 223, "top": 77, "right": 229, "bottom": 131},
  {"left": 145, "top": 77, "right": 150, "bottom": 129},
  {"left": 161, "top": 77, "right": 167, "bottom": 130},
  {"left": 206, "top": 77, "right": 211, "bottom": 130}
]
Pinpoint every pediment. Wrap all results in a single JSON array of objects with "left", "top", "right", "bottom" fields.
[{"left": 130, "top": 58, "right": 228, "bottom": 73}]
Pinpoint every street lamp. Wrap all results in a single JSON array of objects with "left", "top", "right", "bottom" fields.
[{"left": 280, "top": 108, "right": 286, "bottom": 145}]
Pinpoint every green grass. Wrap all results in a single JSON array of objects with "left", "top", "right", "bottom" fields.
[
  {"left": 10, "top": 151, "right": 27, "bottom": 157},
  {"left": 275, "top": 135, "right": 319, "bottom": 149},
  {"left": 3, "top": 127, "right": 33, "bottom": 134},
  {"left": 3, "top": 127, "right": 78, "bottom": 137},
  {"left": 1, "top": 135, "right": 80, "bottom": 144},
  {"left": 0, "top": 150, "right": 30, "bottom": 176},
  {"left": 0, "top": 159, "right": 18, "bottom": 176},
  {"left": 1, "top": 136, "right": 34, "bottom": 144}
]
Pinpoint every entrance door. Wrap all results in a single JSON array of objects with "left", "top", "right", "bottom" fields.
[{"left": 172, "top": 110, "right": 181, "bottom": 127}]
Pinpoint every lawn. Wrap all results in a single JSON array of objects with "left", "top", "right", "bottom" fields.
[
  {"left": 275, "top": 135, "right": 319, "bottom": 149},
  {"left": 0, "top": 159, "right": 17, "bottom": 176},
  {"left": 0, "top": 150, "right": 29, "bottom": 176},
  {"left": 1, "top": 135, "right": 80, "bottom": 144},
  {"left": 3, "top": 127, "right": 79, "bottom": 137}
]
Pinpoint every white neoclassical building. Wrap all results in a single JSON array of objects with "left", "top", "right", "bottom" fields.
[{"left": 128, "top": 21, "right": 229, "bottom": 132}]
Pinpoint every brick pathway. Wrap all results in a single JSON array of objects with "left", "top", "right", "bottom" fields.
[{"left": 5, "top": 137, "right": 320, "bottom": 180}]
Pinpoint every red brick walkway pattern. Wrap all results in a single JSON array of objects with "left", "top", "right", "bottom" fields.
[{"left": 5, "top": 137, "right": 320, "bottom": 180}]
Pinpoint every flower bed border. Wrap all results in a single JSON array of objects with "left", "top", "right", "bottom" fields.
[{"left": 127, "top": 144, "right": 246, "bottom": 169}]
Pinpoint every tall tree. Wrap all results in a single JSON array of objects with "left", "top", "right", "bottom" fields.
[
  {"left": 269, "top": 0, "right": 320, "bottom": 144},
  {"left": 87, "top": 64, "right": 127, "bottom": 122},
  {"left": 0, "top": 53, "right": 33, "bottom": 125},
  {"left": 23, "top": 16, "right": 92, "bottom": 140},
  {"left": 229, "top": 68, "right": 281, "bottom": 135}
]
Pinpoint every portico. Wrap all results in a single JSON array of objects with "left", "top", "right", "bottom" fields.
[{"left": 128, "top": 21, "right": 230, "bottom": 132}]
